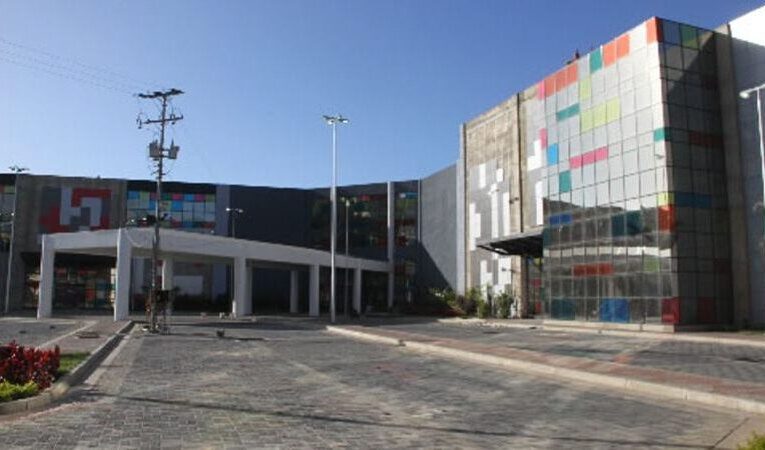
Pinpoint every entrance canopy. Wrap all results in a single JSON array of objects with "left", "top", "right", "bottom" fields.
[
  {"left": 477, "top": 230, "right": 543, "bottom": 258},
  {"left": 37, "top": 228, "right": 391, "bottom": 321}
]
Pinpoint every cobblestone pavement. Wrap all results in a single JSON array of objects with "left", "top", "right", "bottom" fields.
[
  {"left": 0, "top": 317, "right": 755, "bottom": 449},
  {"left": 367, "top": 320, "right": 765, "bottom": 384}
]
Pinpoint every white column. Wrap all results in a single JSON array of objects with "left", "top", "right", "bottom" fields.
[
  {"left": 353, "top": 267, "right": 362, "bottom": 314},
  {"left": 161, "top": 257, "right": 174, "bottom": 316},
  {"left": 309, "top": 264, "right": 319, "bottom": 317},
  {"left": 387, "top": 181, "right": 395, "bottom": 309},
  {"left": 161, "top": 258, "right": 174, "bottom": 290},
  {"left": 37, "top": 235, "right": 55, "bottom": 319},
  {"left": 232, "top": 257, "right": 252, "bottom": 317},
  {"left": 114, "top": 229, "right": 132, "bottom": 321},
  {"left": 290, "top": 269, "right": 299, "bottom": 314}
]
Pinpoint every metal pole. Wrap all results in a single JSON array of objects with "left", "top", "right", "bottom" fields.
[
  {"left": 344, "top": 198, "right": 350, "bottom": 318},
  {"left": 330, "top": 121, "right": 337, "bottom": 324},
  {"left": 3, "top": 187, "right": 18, "bottom": 314},
  {"left": 756, "top": 89, "right": 765, "bottom": 238},
  {"left": 323, "top": 114, "right": 347, "bottom": 323}
]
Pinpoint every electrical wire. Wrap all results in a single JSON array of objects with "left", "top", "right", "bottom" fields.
[
  {"left": 0, "top": 46, "right": 142, "bottom": 92},
  {"left": 0, "top": 54, "right": 135, "bottom": 95},
  {"left": 0, "top": 36, "right": 158, "bottom": 91}
]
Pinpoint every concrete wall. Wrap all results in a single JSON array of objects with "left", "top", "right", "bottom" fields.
[
  {"left": 462, "top": 96, "right": 524, "bottom": 300},
  {"left": 418, "top": 164, "right": 457, "bottom": 291},
  {"left": 728, "top": 5, "right": 765, "bottom": 325}
]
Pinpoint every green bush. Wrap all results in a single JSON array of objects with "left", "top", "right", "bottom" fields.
[
  {"left": 477, "top": 299, "right": 491, "bottom": 318},
  {"left": 495, "top": 291, "right": 514, "bottom": 319},
  {"left": 401, "top": 288, "right": 457, "bottom": 316},
  {"left": 0, "top": 380, "right": 38, "bottom": 403},
  {"left": 738, "top": 433, "right": 765, "bottom": 450},
  {"left": 460, "top": 287, "right": 483, "bottom": 316}
]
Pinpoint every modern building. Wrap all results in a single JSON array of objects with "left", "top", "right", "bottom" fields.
[
  {"left": 3, "top": 6, "right": 765, "bottom": 330},
  {"left": 0, "top": 170, "right": 458, "bottom": 317},
  {"left": 460, "top": 6, "right": 765, "bottom": 328}
]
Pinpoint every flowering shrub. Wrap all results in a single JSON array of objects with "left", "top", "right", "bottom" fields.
[{"left": 0, "top": 341, "right": 60, "bottom": 389}]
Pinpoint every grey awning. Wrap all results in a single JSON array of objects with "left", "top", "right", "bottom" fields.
[{"left": 477, "top": 230, "right": 543, "bottom": 258}]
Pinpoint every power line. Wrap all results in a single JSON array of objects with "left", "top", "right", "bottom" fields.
[
  {"left": 0, "top": 54, "right": 135, "bottom": 95},
  {"left": 0, "top": 46, "right": 143, "bottom": 92},
  {"left": 0, "top": 36, "right": 170, "bottom": 96},
  {"left": 0, "top": 36, "right": 157, "bottom": 90}
]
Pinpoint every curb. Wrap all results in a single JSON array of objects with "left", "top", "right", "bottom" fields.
[
  {"left": 437, "top": 317, "right": 765, "bottom": 349},
  {"left": 327, "top": 325, "right": 765, "bottom": 415},
  {"left": 0, "top": 320, "right": 134, "bottom": 416},
  {"left": 326, "top": 326, "right": 405, "bottom": 347}
]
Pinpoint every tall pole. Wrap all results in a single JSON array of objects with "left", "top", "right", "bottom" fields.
[
  {"left": 153, "top": 96, "right": 166, "bottom": 331},
  {"left": 331, "top": 121, "right": 337, "bottom": 324},
  {"left": 741, "top": 83, "right": 765, "bottom": 242},
  {"left": 226, "top": 207, "right": 244, "bottom": 238},
  {"left": 323, "top": 114, "right": 349, "bottom": 324},
  {"left": 757, "top": 90, "right": 765, "bottom": 237},
  {"left": 344, "top": 198, "right": 350, "bottom": 318},
  {"left": 4, "top": 167, "right": 26, "bottom": 314},
  {"left": 137, "top": 89, "right": 184, "bottom": 332}
]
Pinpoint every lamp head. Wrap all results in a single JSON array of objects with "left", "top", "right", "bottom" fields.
[
  {"left": 323, "top": 114, "right": 350, "bottom": 124},
  {"left": 740, "top": 90, "right": 751, "bottom": 99}
]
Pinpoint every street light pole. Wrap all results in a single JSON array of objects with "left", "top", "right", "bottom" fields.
[
  {"left": 741, "top": 82, "right": 765, "bottom": 239},
  {"left": 226, "top": 207, "right": 244, "bottom": 238},
  {"left": 344, "top": 198, "right": 350, "bottom": 318},
  {"left": 323, "top": 114, "right": 349, "bottom": 324}
]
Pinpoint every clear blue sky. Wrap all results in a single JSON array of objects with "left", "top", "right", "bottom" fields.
[{"left": 1, "top": 0, "right": 762, "bottom": 188}]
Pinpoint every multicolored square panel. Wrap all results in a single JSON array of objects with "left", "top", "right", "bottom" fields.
[
  {"left": 126, "top": 190, "right": 216, "bottom": 232},
  {"left": 525, "top": 17, "right": 730, "bottom": 325}
]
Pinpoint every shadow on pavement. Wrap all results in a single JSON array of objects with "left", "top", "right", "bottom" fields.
[{"left": 79, "top": 391, "right": 711, "bottom": 449}]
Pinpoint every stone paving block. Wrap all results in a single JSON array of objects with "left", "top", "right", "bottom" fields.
[{"left": 0, "top": 317, "right": 756, "bottom": 449}]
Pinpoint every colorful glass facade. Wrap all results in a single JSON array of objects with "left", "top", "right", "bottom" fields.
[
  {"left": 126, "top": 190, "right": 216, "bottom": 232},
  {"left": 524, "top": 18, "right": 730, "bottom": 325}
]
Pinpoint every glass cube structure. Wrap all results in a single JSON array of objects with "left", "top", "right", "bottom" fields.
[{"left": 523, "top": 18, "right": 730, "bottom": 325}]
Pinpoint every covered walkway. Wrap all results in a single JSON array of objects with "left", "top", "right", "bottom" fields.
[{"left": 36, "top": 228, "right": 392, "bottom": 321}]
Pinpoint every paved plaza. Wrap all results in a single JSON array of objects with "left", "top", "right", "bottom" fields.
[{"left": 0, "top": 316, "right": 760, "bottom": 449}]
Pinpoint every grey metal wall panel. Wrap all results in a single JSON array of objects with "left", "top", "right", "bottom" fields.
[{"left": 419, "top": 164, "right": 457, "bottom": 291}]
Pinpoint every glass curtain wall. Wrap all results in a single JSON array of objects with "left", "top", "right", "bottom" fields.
[{"left": 525, "top": 18, "right": 730, "bottom": 325}]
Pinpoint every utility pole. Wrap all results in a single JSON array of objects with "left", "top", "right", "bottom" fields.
[{"left": 137, "top": 88, "right": 184, "bottom": 333}]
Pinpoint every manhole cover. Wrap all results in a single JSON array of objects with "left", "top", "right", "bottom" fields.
[{"left": 75, "top": 331, "right": 100, "bottom": 339}]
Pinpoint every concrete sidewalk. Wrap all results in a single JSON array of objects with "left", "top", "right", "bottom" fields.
[
  {"left": 0, "top": 315, "right": 130, "bottom": 355},
  {"left": 440, "top": 317, "right": 765, "bottom": 348},
  {"left": 327, "top": 323, "right": 765, "bottom": 415}
]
